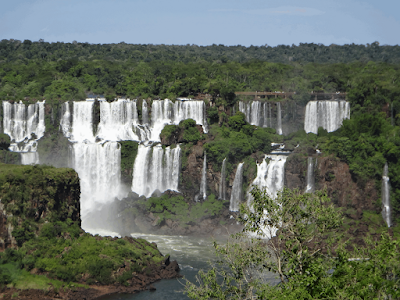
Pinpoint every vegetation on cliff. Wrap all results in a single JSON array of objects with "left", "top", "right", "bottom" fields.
[
  {"left": 185, "top": 187, "right": 400, "bottom": 299},
  {"left": 0, "top": 164, "right": 175, "bottom": 292}
]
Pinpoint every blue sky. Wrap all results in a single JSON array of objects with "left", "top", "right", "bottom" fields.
[{"left": 1, "top": 0, "right": 399, "bottom": 46}]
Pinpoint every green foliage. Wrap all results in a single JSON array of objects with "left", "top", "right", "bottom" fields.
[
  {"left": 2, "top": 40, "right": 399, "bottom": 101},
  {"left": 0, "top": 164, "right": 80, "bottom": 223},
  {"left": 0, "top": 134, "right": 11, "bottom": 150},
  {"left": 185, "top": 187, "right": 400, "bottom": 299},
  {"left": 160, "top": 125, "right": 178, "bottom": 141},
  {"left": 320, "top": 113, "right": 400, "bottom": 214},
  {"left": 207, "top": 106, "right": 219, "bottom": 124},
  {"left": 160, "top": 119, "right": 205, "bottom": 145},
  {"left": 130, "top": 193, "right": 226, "bottom": 226},
  {"left": 204, "top": 123, "right": 273, "bottom": 173},
  {"left": 0, "top": 222, "right": 164, "bottom": 287},
  {"left": 228, "top": 112, "right": 246, "bottom": 131},
  {"left": 120, "top": 141, "right": 139, "bottom": 182}
]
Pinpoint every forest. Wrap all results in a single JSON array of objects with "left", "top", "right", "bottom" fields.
[
  {"left": 0, "top": 39, "right": 399, "bottom": 111},
  {"left": 1, "top": 39, "right": 400, "bottom": 298}
]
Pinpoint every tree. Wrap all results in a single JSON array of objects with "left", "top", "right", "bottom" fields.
[{"left": 185, "top": 187, "right": 400, "bottom": 299}]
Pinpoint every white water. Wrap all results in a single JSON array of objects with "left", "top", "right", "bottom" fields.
[
  {"left": 276, "top": 102, "right": 282, "bottom": 135},
  {"left": 230, "top": 162, "right": 244, "bottom": 212},
  {"left": 149, "top": 99, "right": 208, "bottom": 142},
  {"left": 239, "top": 101, "right": 263, "bottom": 127},
  {"left": 97, "top": 99, "right": 141, "bottom": 141},
  {"left": 248, "top": 155, "right": 287, "bottom": 238},
  {"left": 251, "top": 155, "right": 287, "bottom": 199},
  {"left": 198, "top": 151, "right": 207, "bottom": 200},
  {"left": 382, "top": 163, "right": 391, "bottom": 227},
  {"left": 60, "top": 102, "right": 71, "bottom": 138},
  {"left": 238, "top": 101, "right": 282, "bottom": 134},
  {"left": 219, "top": 158, "right": 227, "bottom": 200},
  {"left": 72, "top": 142, "right": 122, "bottom": 221},
  {"left": 131, "top": 144, "right": 181, "bottom": 197},
  {"left": 305, "top": 157, "right": 315, "bottom": 193},
  {"left": 20, "top": 152, "right": 39, "bottom": 165},
  {"left": 304, "top": 100, "right": 350, "bottom": 134},
  {"left": 70, "top": 101, "right": 95, "bottom": 142},
  {"left": 142, "top": 100, "right": 149, "bottom": 125},
  {"left": 2, "top": 100, "right": 45, "bottom": 163},
  {"left": 67, "top": 101, "right": 124, "bottom": 225}
]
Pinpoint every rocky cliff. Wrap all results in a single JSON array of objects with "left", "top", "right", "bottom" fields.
[{"left": 0, "top": 164, "right": 80, "bottom": 250}]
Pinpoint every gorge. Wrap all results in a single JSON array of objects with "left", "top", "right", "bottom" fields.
[
  {"left": 0, "top": 95, "right": 397, "bottom": 300},
  {"left": 2, "top": 97, "right": 390, "bottom": 235}
]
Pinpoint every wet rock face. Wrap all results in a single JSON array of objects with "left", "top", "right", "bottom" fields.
[
  {"left": 317, "top": 157, "right": 378, "bottom": 211},
  {"left": 285, "top": 153, "right": 307, "bottom": 190},
  {"left": 285, "top": 154, "right": 378, "bottom": 212}
]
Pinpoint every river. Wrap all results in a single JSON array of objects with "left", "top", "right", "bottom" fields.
[{"left": 87, "top": 230, "right": 279, "bottom": 300}]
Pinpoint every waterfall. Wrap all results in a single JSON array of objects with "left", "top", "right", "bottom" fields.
[
  {"left": 2, "top": 100, "right": 45, "bottom": 163},
  {"left": 382, "top": 163, "right": 391, "bottom": 227},
  {"left": 60, "top": 102, "right": 71, "bottom": 138},
  {"left": 198, "top": 151, "right": 207, "bottom": 200},
  {"left": 72, "top": 142, "right": 122, "bottom": 220},
  {"left": 3, "top": 100, "right": 45, "bottom": 146},
  {"left": 304, "top": 100, "right": 350, "bottom": 134},
  {"left": 131, "top": 144, "right": 181, "bottom": 197},
  {"left": 251, "top": 155, "right": 287, "bottom": 199},
  {"left": 276, "top": 102, "right": 282, "bottom": 135},
  {"left": 149, "top": 99, "right": 208, "bottom": 142},
  {"left": 230, "top": 163, "right": 244, "bottom": 212},
  {"left": 96, "top": 99, "right": 140, "bottom": 141},
  {"left": 21, "top": 152, "right": 39, "bottom": 165},
  {"left": 142, "top": 100, "right": 149, "bottom": 125},
  {"left": 248, "top": 155, "right": 287, "bottom": 238},
  {"left": 219, "top": 158, "right": 227, "bottom": 200},
  {"left": 239, "top": 101, "right": 261, "bottom": 126},
  {"left": 70, "top": 101, "right": 95, "bottom": 142},
  {"left": 238, "top": 101, "right": 282, "bottom": 134},
  {"left": 305, "top": 157, "right": 315, "bottom": 193}
]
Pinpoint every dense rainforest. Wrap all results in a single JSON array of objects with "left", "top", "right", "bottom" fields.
[
  {"left": 1, "top": 39, "right": 400, "bottom": 298},
  {"left": 0, "top": 39, "right": 399, "bottom": 110}
]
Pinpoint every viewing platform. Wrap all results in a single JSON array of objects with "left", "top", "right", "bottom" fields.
[{"left": 235, "top": 91, "right": 347, "bottom": 100}]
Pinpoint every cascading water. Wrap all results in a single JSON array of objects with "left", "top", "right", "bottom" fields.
[
  {"left": 251, "top": 155, "right": 287, "bottom": 199},
  {"left": 230, "top": 163, "right": 244, "bottom": 212},
  {"left": 142, "top": 100, "right": 149, "bottom": 125},
  {"left": 66, "top": 101, "right": 124, "bottom": 227},
  {"left": 2, "top": 100, "right": 45, "bottom": 164},
  {"left": 21, "top": 152, "right": 39, "bottom": 165},
  {"left": 96, "top": 99, "right": 141, "bottom": 141},
  {"left": 131, "top": 144, "right": 181, "bottom": 197},
  {"left": 305, "top": 157, "right": 315, "bottom": 193},
  {"left": 70, "top": 101, "right": 95, "bottom": 142},
  {"left": 238, "top": 101, "right": 282, "bottom": 134},
  {"left": 149, "top": 99, "right": 208, "bottom": 142},
  {"left": 72, "top": 142, "right": 122, "bottom": 223},
  {"left": 276, "top": 102, "right": 282, "bottom": 135},
  {"left": 248, "top": 155, "right": 287, "bottom": 238},
  {"left": 239, "top": 101, "right": 262, "bottom": 126},
  {"left": 60, "top": 102, "right": 71, "bottom": 138},
  {"left": 219, "top": 158, "right": 227, "bottom": 200},
  {"left": 198, "top": 151, "right": 207, "bottom": 201},
  {"left": 382, "top": 163, "right": 391, "bottom": 227},
  {"left": 304, "top": 100, "right": 350, "bottom": 134}
]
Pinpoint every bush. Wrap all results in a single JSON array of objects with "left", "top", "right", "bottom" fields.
[{"left": 228, "top": 112, "right": 246, "bottom": 131}]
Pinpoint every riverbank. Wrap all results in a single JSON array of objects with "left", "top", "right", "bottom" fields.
[{"left": 0, "top": 255, "right": 180, "bottom": 300}]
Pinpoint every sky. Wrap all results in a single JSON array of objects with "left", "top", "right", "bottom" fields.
[{"left": 0, "top": 0, "right": 399, "bottom": 46}]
